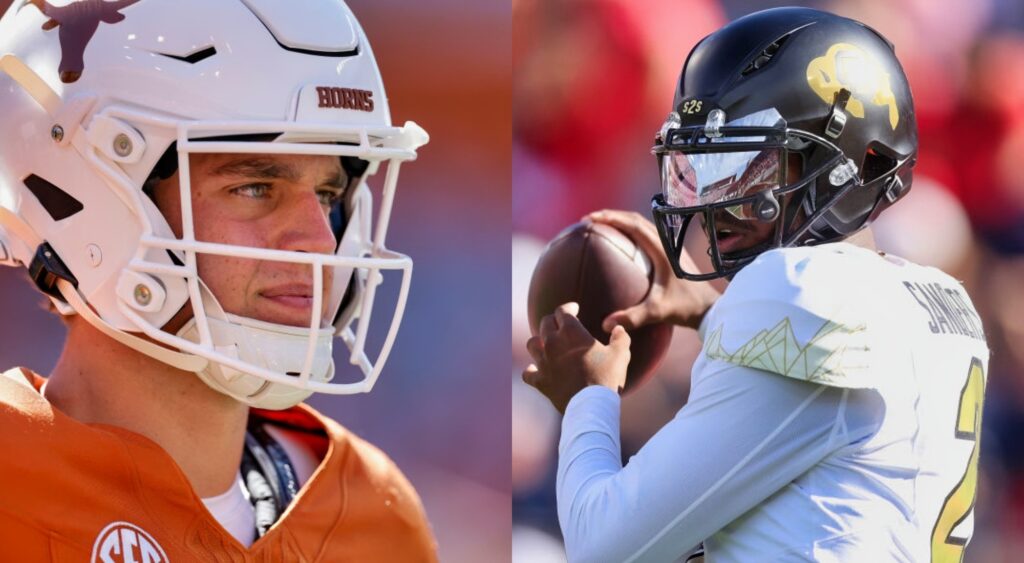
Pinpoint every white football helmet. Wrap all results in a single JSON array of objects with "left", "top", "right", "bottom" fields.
[{"left": 0, "top": 0, "right": 429, "bottom": 409}]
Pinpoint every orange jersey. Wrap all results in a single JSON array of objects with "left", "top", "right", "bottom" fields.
[{"left": 0, "top": 368, "right": 438, "bottom": 562}]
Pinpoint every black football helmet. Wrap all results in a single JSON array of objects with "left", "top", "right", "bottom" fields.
[{"left": 651, "top": 7, "right": 918, "bottom": 280}]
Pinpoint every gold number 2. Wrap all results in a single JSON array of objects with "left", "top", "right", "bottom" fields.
[{"left": 931, "top": 358, "right": 985, "bottom": 562}]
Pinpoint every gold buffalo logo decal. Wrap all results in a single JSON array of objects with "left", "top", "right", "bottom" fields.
[
  {"left": 806, "top": 42, "right": 899, "bottom": 130},
  {"left": 25, "top": 0, "right": 141, "bottom": 84}
]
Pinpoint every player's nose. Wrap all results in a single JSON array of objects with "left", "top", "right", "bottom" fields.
[{"left": 275, "top": 190, "right": 337, "bottom": 255}]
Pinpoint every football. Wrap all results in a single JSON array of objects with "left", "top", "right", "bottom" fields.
[{"left": 527, "top": 221, "right": 673, "bottom": 393}]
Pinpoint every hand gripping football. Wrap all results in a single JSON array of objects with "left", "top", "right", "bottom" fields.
[{"left": 527, "top": 222, "right": 673, "bottom": 393}]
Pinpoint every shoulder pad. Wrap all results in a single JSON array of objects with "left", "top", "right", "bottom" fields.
[{"left": 700, "top": 245, "right": 878, "bottom": 388}]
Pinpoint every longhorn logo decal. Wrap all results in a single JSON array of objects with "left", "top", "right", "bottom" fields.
[{"left": 25, "top": 0, "right": 141, "bottom": 83}]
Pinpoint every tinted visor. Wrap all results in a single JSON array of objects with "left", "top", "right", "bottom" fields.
[{"left": 661, "top": 147, "right": 784, "bottom": 220}]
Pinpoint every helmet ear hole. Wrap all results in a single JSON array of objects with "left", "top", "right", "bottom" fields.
[{"left": 862, "top": 146, "right": 897, "bottom": 183}]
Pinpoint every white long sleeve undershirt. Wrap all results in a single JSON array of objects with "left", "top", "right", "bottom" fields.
[{"left": 556, "top": 362, "right": 883, "bottom": 563}]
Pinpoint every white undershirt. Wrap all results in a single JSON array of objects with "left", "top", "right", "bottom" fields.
[
  {"left": 557, "top": 362, "right": 884, "bottom": 563},
  {"left": 202, "top": 474, "right": 257, "bottom": 547},
  {"left": 201, "top": 424, "right": 320, "bottom": 548}
]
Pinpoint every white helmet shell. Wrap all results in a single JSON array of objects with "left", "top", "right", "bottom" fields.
[{"left": 0, "top": 0, "right": 428, "bottom": 408}]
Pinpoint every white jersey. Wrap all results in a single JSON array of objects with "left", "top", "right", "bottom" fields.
[{"left": 556, "top": 243, "right": 988, "bottom": 562}]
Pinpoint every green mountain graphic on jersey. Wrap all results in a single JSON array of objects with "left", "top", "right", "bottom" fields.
[{"left": 704, "top": 317, "right": 872, "bottom": 387}]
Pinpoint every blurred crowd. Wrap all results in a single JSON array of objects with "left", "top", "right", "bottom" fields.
[{"left": 512, "top": 0, "right": 1024, "bottom": 561}]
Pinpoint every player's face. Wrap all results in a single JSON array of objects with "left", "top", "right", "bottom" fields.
[
  {"left": 704, "top": 206, "right": 776, "bottom": 255},
  {"left": 153, "top": 154, "right": 345, "bottom": 327},
  {"left": 701, "top": 155, "right": 801, "bottom": 256}
]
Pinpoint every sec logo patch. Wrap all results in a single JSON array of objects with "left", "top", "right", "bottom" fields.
[{"left": 91, "top": 522, "right": 169, "bottom": 563}]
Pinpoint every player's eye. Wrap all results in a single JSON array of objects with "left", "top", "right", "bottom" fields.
[
  {"left": 230, "top": 183, "right": 272, "bottom": 199},
  {"left": 317, "top": 188, "right": 344, "bottom": 207}
]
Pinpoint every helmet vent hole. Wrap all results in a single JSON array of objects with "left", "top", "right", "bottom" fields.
[
  {"left": 741, "top": 35, "right": 791, "bottom": 76},
  {"left": 23, "top": 174, "right": 84, "bottom": 221},
  {"left": 862, "top": 146, "right": 898, "bottom": 183},
  {"left": 159, "top": 46, "right": 218, "bottom": 65}
]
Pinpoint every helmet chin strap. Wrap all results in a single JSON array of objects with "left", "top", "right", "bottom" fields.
[
  {"left": 62, "top": 272, "right": 336, "bottom": 410},
  {"left": 175, "top": 281, "right": 337, "bottom": 411},
  {"left": 4, "top": 207, "right": 208, "bottom": 371},
  {"left": 56, "top": 279, "right": 209, "bottom": 372}
]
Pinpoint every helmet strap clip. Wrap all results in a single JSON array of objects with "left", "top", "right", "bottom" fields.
[
  {"left": 28, "top": 243, "right": 78, "bottom": 301},
  {"left": 704, "top": 109, "right": 726, "bottom": 139},
  {"left": 825, "top": 89, "right": 852, "bottom": 139},
  {"left": 884, "top": 175, "right": 907, "bottom": 203},
  {"left": 753, "top": 190, "right": 780, "bottom": 222}
]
